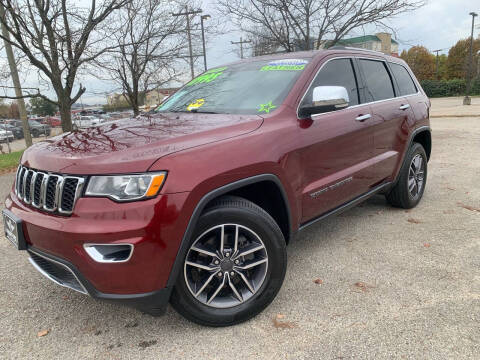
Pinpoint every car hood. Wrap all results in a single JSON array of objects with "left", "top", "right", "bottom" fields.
[{"left": 22, "top": 113, "right": 263, "bottom": 174}]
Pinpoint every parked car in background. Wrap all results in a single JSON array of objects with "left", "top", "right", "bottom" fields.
[
  {"left": 99, "top": 114, "right": 112, "bottom": 122},
  {"left": 0, "top": 128, "right": 14, "bottom": 142},
  {"left": 9, "top": 119, "right": 51, "bottom": 137},
  {"left": 0, "top": 123, "right": 23, "bottom": 139},
  {"left": 42, "top": 116, "right": 61, "bottom": 127},
  {"left": 72, "top": 115, "right": 103, "bottom": 129}
]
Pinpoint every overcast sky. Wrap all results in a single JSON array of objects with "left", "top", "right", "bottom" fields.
[{"left": 2, "top": 0, "right": 479, "bottom": 105}]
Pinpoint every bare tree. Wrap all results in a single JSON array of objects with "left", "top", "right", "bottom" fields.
[
  {"left": 0, "top": 0, "right": 128, "bottom": 132},
  {"left": 218, "top": 0, "right": 425, "bottom": 53},
  {"left": 97, "top": 0, "right": 185, "bottom": 116}
]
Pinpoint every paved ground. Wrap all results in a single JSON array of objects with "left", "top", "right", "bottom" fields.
[
  {"left": 0, "top": 127, "right": 62, "bottom": 153},
  {"left": 430, "top": 96, "right": 480, "bottom": 117},
  {"left": 0, "top": 99, "right": 479, "bottom": 359}
]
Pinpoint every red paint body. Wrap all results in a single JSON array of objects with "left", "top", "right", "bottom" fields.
[{"left": 5, "top": 49, "right": 430, "bottom": 296}]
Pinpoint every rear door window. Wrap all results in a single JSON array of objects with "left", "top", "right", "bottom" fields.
[
  {"left": 359, "top": 59, "right": 395, "bottom": 101},
  {"left": 304, "top": 58, "right": 359, "bottom": 106},
  {"left": 390, "top": 63, "right": 417, "bottom": 96}
]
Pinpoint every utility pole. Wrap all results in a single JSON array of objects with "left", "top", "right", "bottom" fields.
[
  {"left": 0, "top": 4, "right": 32, "bottom": 147},
  {"left": 433, "top": 49, "right": 442, "bottom": 80},
  {"left": 172, "top": 6, "right": 202, "bottom": 80},
  {"left": 231, "top": 37, "right": 252, "bottom": 59},
  {"left": 200, "top": 14, "right": 211, "bottom": 72},
  {"left": 464, "top": 12, "right": 478, "bottom": 105}
]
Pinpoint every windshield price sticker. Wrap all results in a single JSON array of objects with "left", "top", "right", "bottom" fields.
[
  {"left": 187, "top": 98, "right": 205, "bottom": 111},
  {"left": 186, "top": 67, "right": 227, "bottom": 87},
  {"left": 260, "top": 59, "right": 308, "bottom": 71},
  {"left": 258, "top": 101, "right": 277, "bottom": 113}
]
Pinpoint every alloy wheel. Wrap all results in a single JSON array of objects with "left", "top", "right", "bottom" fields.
[
  {"left": 184, "top": 224, "right": 268, "bottom": 309},
  {"left": 408, "top": 154, "right": 425, "bottom": 199}
]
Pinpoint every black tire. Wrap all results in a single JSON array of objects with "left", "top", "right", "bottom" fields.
[
  {"left": 31, "top": 129, "right": 39, "bottom": 138},
  {"left": 386, "top": 142, "right": 427, "bottom": 209},
  {"left": 170, "top": 196, "right": 287, "bottom": 327}
]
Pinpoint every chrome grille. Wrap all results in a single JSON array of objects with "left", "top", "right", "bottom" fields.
[{"left": 15, "top": 165, "right": 85, "bottom": 215}]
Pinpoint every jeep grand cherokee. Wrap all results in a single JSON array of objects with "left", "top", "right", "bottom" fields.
[{"left": 3, "top": 48, "right": 431, "bottom": 326}]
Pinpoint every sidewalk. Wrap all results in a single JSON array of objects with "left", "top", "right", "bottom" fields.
[{"left": 430, "top": 96, "right": 480, "bottom": 117}]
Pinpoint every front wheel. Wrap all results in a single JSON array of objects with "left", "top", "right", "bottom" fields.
[
  {"left": 386, "top": 142, "right": 427, "bottom": 209},
  {"left": 170, "top": 196, "right": 287, "bottom": 327}
]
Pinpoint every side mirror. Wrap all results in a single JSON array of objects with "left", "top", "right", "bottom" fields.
[{"left": 299, "top": 86, "right": 349, "bottom": 118}]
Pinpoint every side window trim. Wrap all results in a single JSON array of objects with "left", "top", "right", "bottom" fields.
[
  {"left": 352, "top": 57, "right": 369, "bottom": 104},
  {"left": 348, "top": 58, "right": 361, "bottom": 105},
  {"left": 385, "top": 61, "right": 401, "bottom": 97}
]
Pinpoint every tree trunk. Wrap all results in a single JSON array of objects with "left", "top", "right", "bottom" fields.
[{"left": 59, "top": 103, "right": 73, "bottom": 132}]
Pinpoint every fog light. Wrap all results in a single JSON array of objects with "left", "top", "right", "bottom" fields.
[{"left": 83, "top": 244, "right": 133, "bottom": 263}]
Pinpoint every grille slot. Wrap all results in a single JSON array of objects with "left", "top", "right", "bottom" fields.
[
  {"left": 28, "top": 251, "right": 87, "bottom": 294},
  {"left": 61, "top": 178, "right": 79, "bottom": 212},
  {"left": 32, "top": 173, "right": 44, "bottom": 207},
  {"left": 17, "top": 167, "right": 26, "bottom": 198},
  {"left": 15, "top": 165, "right": 84, "bottom": 215},
  {"left": 44, "top": 176, "right": 59, "bottom": 210},
  {"left": 24, "top": 170, "right": 33, "bottom": 203}
]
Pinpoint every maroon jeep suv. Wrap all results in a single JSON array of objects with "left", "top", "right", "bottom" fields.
[{"left": 3, "top": 48, "right": 431, "bottom": 326}]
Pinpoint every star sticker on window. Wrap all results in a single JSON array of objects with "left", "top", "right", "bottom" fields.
[{"left": 258, "top": 101, "right": 277, "bottom": 113}]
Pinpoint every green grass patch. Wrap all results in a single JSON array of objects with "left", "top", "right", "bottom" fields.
[{"left": 0, "top": 150, "right": 24, "bottom": 171}]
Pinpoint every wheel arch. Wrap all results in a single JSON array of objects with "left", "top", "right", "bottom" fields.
[
  {"left": 166, "top": 174, "right": 293, "bottom": 288},
  {"left": 411, "top": 127, "right": 432, "bottom": 160}
]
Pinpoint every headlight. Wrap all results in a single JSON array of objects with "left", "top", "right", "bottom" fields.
[{"left": 85, "top": 172, "right": 166, "bottom": 201}]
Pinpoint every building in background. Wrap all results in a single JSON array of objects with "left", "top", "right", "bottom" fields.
[
  {"left": 326, "top": 33, "right": 399, "bottom": 56},
  {"left": 106, "top": 93, "right": 128, "bottom": 106},
  {"left": 144, "top": 88, "right": 178, "bottom": 108}
]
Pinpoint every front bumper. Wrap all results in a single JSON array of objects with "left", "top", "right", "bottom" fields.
[
  {"left": 27, "top": 246, "right": 170, "bottom": 315},
  {"left": 5, "top": 189, "right": 191, "bottom": 312}
]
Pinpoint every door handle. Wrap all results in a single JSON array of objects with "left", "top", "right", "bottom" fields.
[
  {"left": 355, "top": 114, "right": 371, "bottom": 122},
  {"left": 399, "top": 104, "right": 410, "bottom": 110}
]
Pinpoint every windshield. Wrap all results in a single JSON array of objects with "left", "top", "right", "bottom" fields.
[
  {"left": 28, "top": 120, "right": 41, "bottom": 126},
  {"left": 156, "top": 58, "right": 310, "bottom": 115}
]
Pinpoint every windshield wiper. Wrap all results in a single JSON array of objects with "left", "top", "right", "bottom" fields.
[{"left": 189, "top": 109, "right": 219, "bottom": 114}]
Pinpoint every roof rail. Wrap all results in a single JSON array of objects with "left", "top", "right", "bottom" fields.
[{"left": 327, "top": 46, "right": 384, "bottom": 55}]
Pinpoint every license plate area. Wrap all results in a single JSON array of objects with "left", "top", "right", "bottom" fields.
[{"left": 2, "top": 209, "right": 27, "bottom": 250}]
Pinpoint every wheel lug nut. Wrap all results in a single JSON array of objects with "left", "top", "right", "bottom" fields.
[
  {"left": 230, "top": 271, "right": 234, "bottom": 276},
  {"left": 225, "top": 252, "right": 230, "bottom": 257},
  {"left": 214, "top": 260, "right": 219, "bottom": 265},
  {"left": 234, "top": 260, "right": 239, "bottom": 264},
  {"left": 218, "top": 272, "right": 223, "bottom": 277}
]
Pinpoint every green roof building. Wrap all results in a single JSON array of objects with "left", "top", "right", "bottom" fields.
[{"left": 323, "top": 33, "right": 399, "bottom": 56}]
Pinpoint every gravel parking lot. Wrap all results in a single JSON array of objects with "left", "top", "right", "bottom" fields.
[{"left": 0, "top": 98, "right": 478, "bottom": 359}]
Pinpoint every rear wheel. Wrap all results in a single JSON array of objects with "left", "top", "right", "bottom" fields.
[
  {"left": 170, "top": 196, "right": 287, "bottom": 327},
  {"left": 386, "top": 142, "right": 427, "bottom": 209}
]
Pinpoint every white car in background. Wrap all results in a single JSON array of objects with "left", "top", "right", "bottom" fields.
[
  {"left": 72, "top": 115, "right": 103, "bottom": 129},
  {"left": 0, "top": 129, "right": 14, "bottom": 142}
]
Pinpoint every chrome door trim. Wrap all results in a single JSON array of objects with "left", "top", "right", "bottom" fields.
[{"left": 297, "top": 55, "right": 421, "bottom": 120}]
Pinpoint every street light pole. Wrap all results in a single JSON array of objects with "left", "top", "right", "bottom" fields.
[
  {"left": 433, "top": 49, "right": 442, "bottom": 80},
  {"left": 464, "top": 12, "right": 478, "bottom": 105},
  {"left": 200, "top": 14, "right": 210, "bottom": 72}
]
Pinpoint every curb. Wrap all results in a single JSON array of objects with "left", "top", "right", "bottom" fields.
[{"left": 430, "top": 114, "right": 480, "bottom": 118}]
